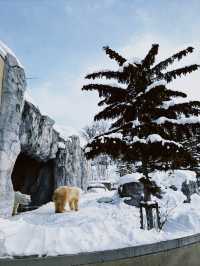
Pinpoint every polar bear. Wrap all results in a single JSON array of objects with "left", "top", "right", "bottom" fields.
[
  {"left": 53, "top": 186, "right": 80, "bottom": 213},
  {"left": 12, "top": 191, "right": 31, "bottom": 216}
]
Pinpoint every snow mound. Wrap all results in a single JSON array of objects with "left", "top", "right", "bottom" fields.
[
  {"left": 150, "top": 170, "right": 196, "bottom": 191},
  {"left": 119, "top": 173, "right": 143, "bottom": 185},
  {"left": 0, "top": 40, "right": 23, "bottom": 68}
]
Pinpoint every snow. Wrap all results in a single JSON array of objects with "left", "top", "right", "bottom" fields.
[
  {"left": 58, "top": 142, "right": 65, "bottom": 149},
  {"left": 98, "top": 132, "right": 123, "bottom": 143},
  {"left": 131, "top": 134, "right": 181, "bottom": 147},
  {"left": 150, "top": 170, "right": 196, "bottom": 190},
  {"left": 154, "top": 115, "right": 200, "bottom": 125},
  {"left": 118, "top": 173, "right": 143, "bottom": 185},
  {"left": 54, "top": 124, "right": 86, "bottom": 147},
  {"left": 0, "top": 40, "right": 23, "bottom": 68},
  {"left": 123, "top": 57, "right": 141, "bottom": 67},
  {"left": 0, "top": 170, "right": 200, "bottom": 258},
  {"left": 160, "top": 98, "right": 189, "bottom": 110},
  {"left": 132, "top": 118, "right": 140, "bottom": 128},
  {"left": 118, "top": 57, "right": 142, "bottom": 71},
  {"left": 145, "top": 80, "right": 166, "bottom": 93}
]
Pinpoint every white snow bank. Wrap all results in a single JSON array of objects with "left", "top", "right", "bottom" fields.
[
  {"left": 118, "top": 173, "right": 143, "bottom": 185},
  {"left": 0, "top": 40, "right": 23, "bottom": 68},
  {"left": 0, "top": 178, "right": 200, "bottom": 257},
  {"left": 150, "top": 170, "right": 196, "bottom": 190}
]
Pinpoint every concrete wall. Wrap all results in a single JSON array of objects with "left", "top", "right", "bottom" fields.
[{"left": 1, "top": 233, "right": 200, "bottom": 266}]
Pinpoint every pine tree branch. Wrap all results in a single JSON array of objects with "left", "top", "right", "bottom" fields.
[
  {"left": 162, "top": 64, "right": 200, "bottom": 82},
  {"left": 142, "top": 44, "right": 159, "bottom": 69},
  {"left": 94, "top": 103, "right": 128, "bottom": 121},
  {"left": 82, "top": 84, "right": 126, "bottom": 97},
  {"left": 152, "top": 46, "right": 194, "bottom": 73},
  {"left": 151, "top": 102, "right": 200, "bottom": 120},
  {"left": 85, "top": 70, "right": 128, "bottom": 83},
  {"left": 85, "top": 135, "right": 196, "bottom": 168},
  {"left": 103, "top": 46, "right": 126, "bottom": 66}
]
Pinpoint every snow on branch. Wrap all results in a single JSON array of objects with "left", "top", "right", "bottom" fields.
[
  {"left": 154, "top": 116, "right": 200, "bottom": 125},
  {"left": 132, "top": 134, "right": 181, "bottom": 147},
  {"left": 145, "top": 80, "right": 166, "bottom": 93}
]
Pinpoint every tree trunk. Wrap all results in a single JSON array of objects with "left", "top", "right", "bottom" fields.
[{"left": 142, "top": 161, "right": 154, "bottom": 230}]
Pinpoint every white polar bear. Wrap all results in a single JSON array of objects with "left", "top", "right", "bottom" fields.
[{"left": 12, "top": 191, "right": 31, "bottom": 216}]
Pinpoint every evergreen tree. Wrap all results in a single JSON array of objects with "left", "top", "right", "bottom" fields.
[{"left": 82, "top": 44, "right": 200, "bottom": 202}]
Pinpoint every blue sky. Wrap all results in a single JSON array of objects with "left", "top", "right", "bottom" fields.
[{"left": 0, "top": 0, "right": 200, "bottom": 130}]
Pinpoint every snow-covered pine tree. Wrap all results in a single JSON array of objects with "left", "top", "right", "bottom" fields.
[{"left": 82, "top": 44, "right": 200, "bottom": 203}]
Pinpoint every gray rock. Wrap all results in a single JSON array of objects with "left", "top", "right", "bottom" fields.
[
  {"left": 0, "top": 51, "right": 90, "bottom": 217},
  {"left": 181, "top": 180, "right": 199, "bottom": 203},
  {"left": 0, "top": 54, "right": 26, "bottom": 217},
  {"left": 118, "top": 182, "right": 144, "bottom": 207},
  {"left": 54, "top": 136, "right": 89, "bottom": 191}
]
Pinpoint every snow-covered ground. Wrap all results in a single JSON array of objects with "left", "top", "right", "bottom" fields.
[{"left": 0, "top": 170, "right": 200, "bottom": 258}]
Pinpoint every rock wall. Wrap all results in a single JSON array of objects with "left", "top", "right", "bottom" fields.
[
  {"left": 0, "top": 47, "right": 90, "bottom": 217},
  {"left": 16, "top": 101, "right": 90, "bottom": 206},
  {"left": 0, "top": 54, "right": 26, "bottom": 217}
]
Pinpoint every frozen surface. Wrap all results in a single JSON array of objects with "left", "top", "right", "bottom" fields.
[{"left": 0, "top": 170, "right": 200, "bottom": 258}]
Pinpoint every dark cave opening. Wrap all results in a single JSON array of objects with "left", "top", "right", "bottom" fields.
[{"left": 11, "top": 152, "right": 55, "bottom": 207}]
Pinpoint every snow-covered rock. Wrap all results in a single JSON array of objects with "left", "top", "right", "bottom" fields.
[
  {"left": 118, "top": 173, "right": 144, "bottom": 207},
  {"left": 118, "top": 173, "right": 143, "bottom": 185}
]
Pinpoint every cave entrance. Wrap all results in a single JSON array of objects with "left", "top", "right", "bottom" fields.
[{"left": 11, "top": 152, "right": 55, "bottom": 208}]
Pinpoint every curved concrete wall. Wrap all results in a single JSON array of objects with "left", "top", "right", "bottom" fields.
[{"left": 1, "top": 233, "right": 200, "bottom": 266}]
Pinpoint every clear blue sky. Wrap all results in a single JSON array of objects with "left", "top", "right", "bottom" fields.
[{"left": 0, "top": 0, "right": 200, "bottom": 130}]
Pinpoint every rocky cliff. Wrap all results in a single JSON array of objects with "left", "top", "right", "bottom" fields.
[
  {"left": 15, "top": 101, "right": 90, "bottom": 206},
  {"left": 0, "top": 43, "right": 90, "bottom": 217}
]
